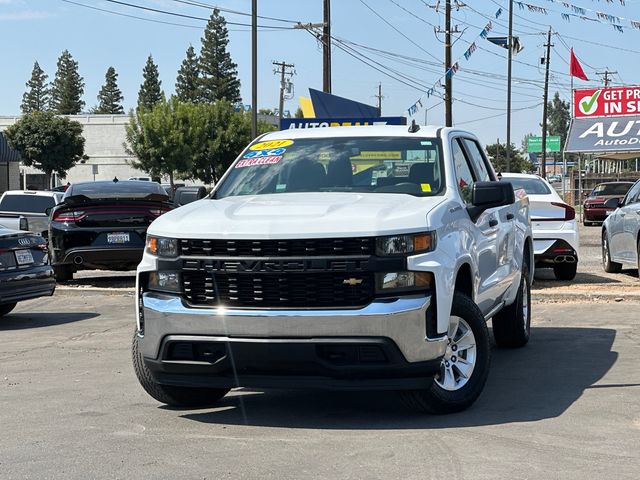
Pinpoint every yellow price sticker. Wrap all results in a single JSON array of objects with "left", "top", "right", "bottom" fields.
[
  {"left": 420, "top": 183, "right": 432, "bottom": 192},
  {"left": 250, "top": 139, "right": 294, "bottom": 150}
]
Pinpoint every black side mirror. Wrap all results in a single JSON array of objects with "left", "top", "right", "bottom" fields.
[
  {"left": 45, "top": 207, "right": 52, "bottom": 216},
  {"left": 467, "top": 181, "right": 515, "bottom": 222},
  {"left": 604, "top": 197, "right": 621, "bottom": 210}
]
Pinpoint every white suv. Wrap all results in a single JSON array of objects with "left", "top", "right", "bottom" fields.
[{"left": 132, "top": 125, "right": 533, "bottom": 413}]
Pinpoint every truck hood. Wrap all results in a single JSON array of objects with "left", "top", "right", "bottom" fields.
[{"left": 149, "top": 192, "right": 444, "bottom": 239}]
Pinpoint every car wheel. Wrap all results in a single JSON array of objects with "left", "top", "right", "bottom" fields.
[
  {"left": 0, "top": 303, "right": 17, "bottom": 317},
  {"left": 602, "top": 232, "right": 622, "bottom": 273},
  {"left": 492, "top": 263, "right": 531, "bottom": 348},
  {"left": 553, "top": 262, "right": 577, "bottom": 280},
  {"left": 54, "top": 265, "right": 74, "bottom": 282},
  {"left": 132, "top": 331, "right": 230, "bottom": 407},
  {"left": 400, "top": 291, "right": 490, "bottom": 414}
]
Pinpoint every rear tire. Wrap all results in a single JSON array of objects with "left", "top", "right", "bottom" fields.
[
  {"left": 0, "top": 303, "right": 17, "bottom": 317},
  {"left": 400, "top": 291, "right": 490, "bottom": 414},
  {"left": 553, "top": 262, "right": 577, "bottom": 280},
  {"left": 602, "top": 231, "right": 622, "bottom": 273},
  {"left": 132, "top": 331, "right": 229, "bottom": 407},
  {"left": 54, "top": 265, "right": 74, "bottom": 282},
  {"left": 493, "top": 264, "right": 531, "bottom": 348}
]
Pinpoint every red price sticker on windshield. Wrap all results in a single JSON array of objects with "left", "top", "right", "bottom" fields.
[{"left": 235, "top": 155, "right": 283, "bottom": 168}]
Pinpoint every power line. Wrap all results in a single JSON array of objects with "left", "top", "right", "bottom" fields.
[
  {"left": 166, "top": 0, "right": 300, "bottom": 24},
  {"left": 102, "top": 0, "right": 293, "bottom": 29},
  {"left": 358, "top": 0, "right": 442, "bottom": 63}
]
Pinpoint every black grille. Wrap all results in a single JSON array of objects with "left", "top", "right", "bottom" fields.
[
  {"left": 182, "top": 271, "right": 375, "bottom": 308},
  {"left": 180, "top": 237, "right": 375, "bottom": 257}
]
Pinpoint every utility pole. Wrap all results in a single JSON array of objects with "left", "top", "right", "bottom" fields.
[
  {"left": 596, "top": 69, "right": 617, "bottom": 87},
  {"left": 374, "top": 82, "right": 384, "bottom": 116},
  {"left": 505, "top": 0, "right": 514, "bottom": 172},
  {"left": 251, "top": 0, "right": 257, "bottom": 139},
  {"left": 445, "top": 0, "right": 452, "bottom": 126},
  {"left": 540, "top": 27, "right": 553, "bottom": 180},
  {"left": 273, "top": 61, "right": 295, "bottom": 126},
  {"left": 323, "top": 0, "right": 331, "bottom": 93}
]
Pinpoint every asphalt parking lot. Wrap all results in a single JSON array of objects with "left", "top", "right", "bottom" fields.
[{"left": 1, "top": 223, "right": 639, "bottom": 479}]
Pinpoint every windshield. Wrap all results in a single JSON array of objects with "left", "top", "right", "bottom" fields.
[
  {"left": 214, "top": 136, "right": 445, "bottom": 198},
  {"left": 591, "top": 183, "right": 632, "bottom": 196},
  {"left": 503, "top": 177, "right": 551, "bottom": 195},
  {"left": 65, "top": 181, "right": 168, "bottom": 200}
]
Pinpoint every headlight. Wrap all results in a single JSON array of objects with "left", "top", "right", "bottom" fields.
[
  {"left": 148, "top": 271, "right": 181, "bottom": 293},
  {"left": 376, "top": 271, "right": 433, "bottom": 293},
  {"left": 376, "top": 232, "right": 435, "bottom": 256},
  {"left": 146, "top": 235, "right": 178, "bottom": 257}
]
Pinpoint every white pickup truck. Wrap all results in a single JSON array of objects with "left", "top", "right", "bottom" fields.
[
  {"left": 0, "top": 191, "right": 62, "bottom": 236},
  {"left": 132, "top": 125, "right": 533, "bottom": 413}
]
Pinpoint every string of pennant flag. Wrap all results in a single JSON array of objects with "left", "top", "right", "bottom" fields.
[
  {"left": 406, "top": 10, "right": 501, "bottom": 117},
  {"left": 517, "top": 0, "right": 640, "bottom": 32}
]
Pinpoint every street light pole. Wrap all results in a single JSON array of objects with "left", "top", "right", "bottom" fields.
[
  {"left": 251, "top": 0, "right": 258, "bottom": 139},
  {"left": 506, "top": 0, "right": 513, "bottom": 172}
]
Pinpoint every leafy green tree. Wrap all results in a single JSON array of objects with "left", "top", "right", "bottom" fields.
[
  {"left": 175, "top": 45, "right": 200, "bottom": 103},
  {"left": 95, "top": 67, "right": 124, "bottom": 114},
  {"left": 294, "top": 107, "right": 304, "bottom": 118},
  {"left": 546, "top": 92, "right": 571, "bottom": 149},
  {"left": 486, "top": 142, "right": 533, "bottom": 173},
  {"left": 125, "top": 98, "right": 194, "bottom": 186},
  {"left": 521, "top": 132, "right": 535, "bottom": 155},
  {"left": 125, "top": 98, "right": 274, "bottom": 186},
  {"left": 137, "top": 55, "right": 164, "bottom": 110},
  {"left": 4, "top": 112, "right": 86, "bottom": 188},
  {"left": 198, "top": 9, "right": 241, "bottom": 104},
  {"left": 49, "top": 50, "right": 85, "bottom": 114},
  {"left": 21, "top": 61, "right": 49, "bottom": 113}
]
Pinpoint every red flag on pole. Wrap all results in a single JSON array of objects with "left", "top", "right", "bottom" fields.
[{"left": 569, "top": 48, "right": 588, "bottom": 81}]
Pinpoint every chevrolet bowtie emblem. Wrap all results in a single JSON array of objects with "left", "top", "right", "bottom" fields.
[{"left": 343, "top": 278, "right": 363, "bottom": 286}]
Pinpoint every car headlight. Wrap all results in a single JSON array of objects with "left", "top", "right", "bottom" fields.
[
  {"left": 148, "top": 271, "right": 181, "bottom": 293},
  {"left": 376, "top": 271, "right": 433, "bottom": 293},
  {"left": 376, "top": 232, "right": 436, "bottom": 256},
  {"left": 146, "top": 235, "right": 178, "bottom": 257}
]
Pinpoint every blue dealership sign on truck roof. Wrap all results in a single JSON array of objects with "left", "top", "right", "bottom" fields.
[{"left": 281, "top": 116, "right": 407, "bottom": 130}]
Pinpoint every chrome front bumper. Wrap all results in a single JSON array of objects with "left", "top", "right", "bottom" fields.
[{"left": 139, "top": 292, "right": 447, "bottom": 364}]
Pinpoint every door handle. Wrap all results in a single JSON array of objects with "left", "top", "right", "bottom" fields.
[
  {"left": 489, "top": 219, "right": 498, "bottom": 227},
  {"left": 506, "top": 213, "right": 514, "bottom": 220}
]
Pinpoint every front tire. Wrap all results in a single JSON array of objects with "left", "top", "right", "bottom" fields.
[
  {"left": 400, "top": 291, "right": 490, "bottom": 414},
  {"left": 602, "top": 231, "right": 622, "bottom": 273},
  {"left": 553, "top": 262, "right": 577, "bottom": 280},
  {"left": 0, "top": 303, "right": 17, "bottom": 317},
  {"left": 493, "top": 265, "right": 531, "bottom": 348},
  {"left": 132, "top": 332, "right": 229, "bottom": 407}
]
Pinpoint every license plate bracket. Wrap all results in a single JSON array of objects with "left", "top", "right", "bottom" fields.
[
  {"left": 107, "top": 232, "right": 130, "bottom": 244},
  {"left": 15, "top": 249, "right": 34, "bottom": 265}
]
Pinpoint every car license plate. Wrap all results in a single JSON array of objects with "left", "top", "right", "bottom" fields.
[
  {"left": 15, "top": 249, "right": 34, "bottom": 265},
  {"left": 107, "top": 232, "right": 130, "bottom": 244}
]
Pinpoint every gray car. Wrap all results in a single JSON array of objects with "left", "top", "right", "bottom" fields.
[{"left": 602, "top": 179, "right": 640, "bottom": 276}]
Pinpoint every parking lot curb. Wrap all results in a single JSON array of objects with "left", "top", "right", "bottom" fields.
[
  {"left": 54, "top": 287, "right": 134, "bottom": 296},
  {"left": 532, "top": 291, "right": 640, "bottom": 303}
]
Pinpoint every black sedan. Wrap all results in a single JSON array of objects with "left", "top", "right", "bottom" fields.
[
  {"left": 0, "top": 227, "right": 55, "bottom": 318},
  {"left": 49, "top": 180, "right": 173, "bottom": 281}
]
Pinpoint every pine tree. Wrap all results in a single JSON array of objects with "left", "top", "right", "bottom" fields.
[
  {"left": 175, "top": 45, "right": 200, "bottom": 103},
  {"left": 94, "top": 67, "right": 124, "bottom": 114},
  {"left": 198, "top": 9, "right": 241, "bottom": 104},
  {"left": 137, "top": 55, "right": 164, "bottom": 110},
  {"left": 49, "top": 50, "right": 85, "bottom": 114},
  {"left": 21, "top": 61, "right": 49, "bottom": 113}
]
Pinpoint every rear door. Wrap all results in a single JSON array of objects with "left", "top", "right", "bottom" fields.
[{"left": 451, "top": 137, "right": 506, "bottom": 315}]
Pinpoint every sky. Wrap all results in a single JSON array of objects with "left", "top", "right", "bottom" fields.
[{"left": 0, "top": 0, "right": 638, "bottom": 147}]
